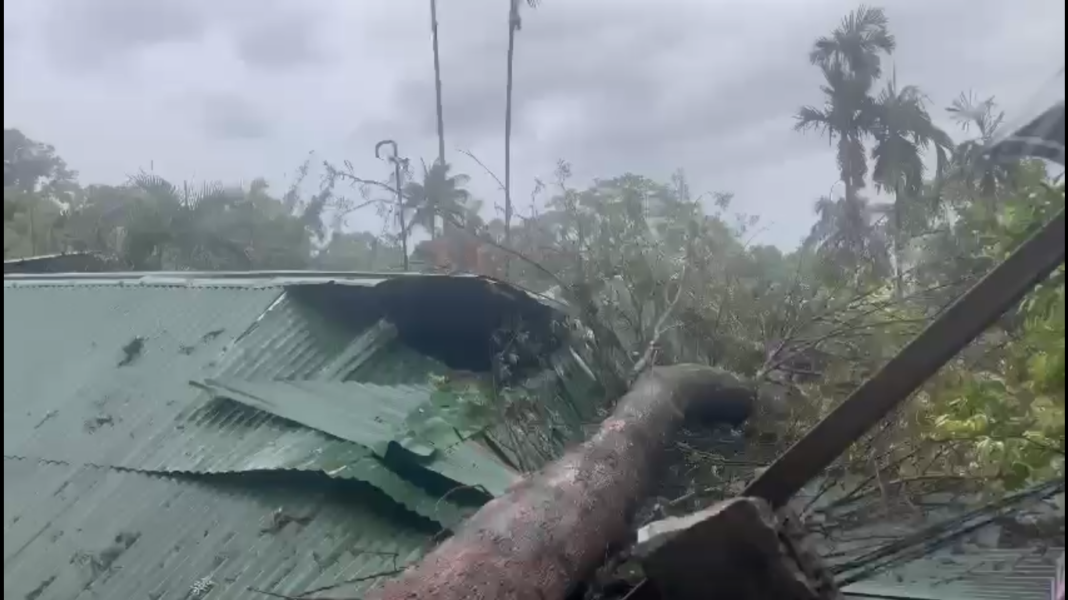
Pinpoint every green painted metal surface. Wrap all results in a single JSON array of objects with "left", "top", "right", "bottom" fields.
[
  {"left": 797, "top": 476, "right": 1065, "bottom": 600},
  {"left": 348, "top": 340, "right": 452, "bottom": 386},
  {"left": 196, "top": 379, "right": 521, "bottom": 496},
  {"left": 197, "top": 380, "right": 434, "bottom": 456},
  {"left": 3, "top": 458, "right": 429, "bottom": 600},
  {"left": 348, "top": 338, "right": 604, "bottom": 474},
  {"left": 3, "top": 283, "right": 283, "bottom": 468},
  {"left": 843, "top": 548, "right": 1062, "bottom": 600},
  {"left": 3, "top": 282, "right": 473, "bottom": 525},
  {"left": 4, "top": 272, "right": 600, "bottom": 599}
]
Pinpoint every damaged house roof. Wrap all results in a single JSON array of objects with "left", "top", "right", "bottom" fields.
[{"left": 3, "top": 270, "right": 600, "bottom": 600}]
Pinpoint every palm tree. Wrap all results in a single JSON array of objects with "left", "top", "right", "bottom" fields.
[
  {"left": 946, "top": 92, "right": 1017, "bottom": 200},
  {"left": 796, "top": 66, "right": 878, "bottom": 205},
  {"left": 404, "top": 161, "right": 471, "bottom": 239},
  {"left": 121, "top": 173, "right": 325, "bottom": 271},
  {"left": 809, "top": 6, "right": 896, "bottom": 84},
  {"left": 505, "top": 0, "right": 540, "bottom": 268},
  {"left": 808, "top": 194, "right": 892, "bottom": 284},
  {"left": 797, "top": 6, "right": 896, "bottom": 205},
  {"left": 430, "top": 0, "right": 446, "bottom": 165},
  {"left": 870, "top": 73, "right": 953, "bottom": 294},
  {"left": 123, "top": 173, "right": 252, "bottom": 270}
]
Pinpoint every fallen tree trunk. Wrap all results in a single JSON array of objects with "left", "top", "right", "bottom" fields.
[{"left": 367, "top": 364, "right": 754, "bottom": 600}]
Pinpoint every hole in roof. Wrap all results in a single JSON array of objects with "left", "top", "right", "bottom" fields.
[{"left": 288, "top": 277, "right": 564, "bottom": 375}]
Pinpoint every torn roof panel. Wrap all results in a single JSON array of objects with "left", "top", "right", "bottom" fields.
[
  {"left": 195, "top": 379, "right": 521, "bottom": 497},
  {"left": 195, "top": 379, "right": 427, "bottom": 455},
  {"left": 4, "top": 271, "right": 588, "bottom": 518},
  {"left": 3, "top": 458, "right": 432, "bottom": 600},
  {"left": 2, "top": 282, "right": 472, "bottom": 525}
]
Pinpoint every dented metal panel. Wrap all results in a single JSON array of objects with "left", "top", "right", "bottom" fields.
[
  {"left": 2, "top": 283, "right": 472, "bottom": 525},
  {"left": 195, "top": 379, "right": 521, "bottom": 496},
  {"left": 3, "top": 458, "right": 431, "bottom": 600}
]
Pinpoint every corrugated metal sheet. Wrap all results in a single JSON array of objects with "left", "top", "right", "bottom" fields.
[
  {"left": 4, "top": 283, "right": 283, "bottom": 468},
  {"left": 347, "top": 340, "right": 452, "bottom": 386},
  {"left": 195, "top": 379, "right": 521, "bottom": 496},
  {"left": 4, "top": 457, "right": 431, "bottom": 600},
  {"left": 3, "top": 269, "right": 566, "bottom": 311},
  {"left": 483, "top": 348, "right": 604, "bottom": 472},
  {"left": 844, "top": 548, "right": 1062, "bottom": 600},
  {"left": 3, "top": 283, "right": 472, "bottom": 526},
  {"left": 4, "top": 273, "right": 597, "bottom": 598},
  {"left": 197, "top": 380, "right": 436, "bottom": 455},
  {"left": 196, "top": 294, "right": 518, "bottom": 496},
  {"left": 796, "top": 477, "right": 1064, "bottom": 600},
  {"left": 346, "top": 339, "right": 604, "bottom": 474}
]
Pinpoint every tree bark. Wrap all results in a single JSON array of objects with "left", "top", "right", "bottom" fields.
[
  {"left": 892, "top": 188, "right": 904, "bottom": 299},
  {"left": 366, "top": 365, "right": 754, "bottom": 600},
  {"left": 394, "top": 158, "right": 409, "bottom": 271}
]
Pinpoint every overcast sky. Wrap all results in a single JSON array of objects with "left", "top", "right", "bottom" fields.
[{"left": 4, "top": 0, "right": 1064, "bottom": 247}]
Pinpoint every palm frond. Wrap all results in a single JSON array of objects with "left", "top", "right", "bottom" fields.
[
  {"left": 810, "top": 5, "right": 895, "bottom": 83},
  {"left": 511, "top": 0, "right": 539, "bottom": 31},
  {"left": 795, "top": 106, "right": 835, "bottom": 139},
  {"left": 129, "top": 171, "right": 179, "bottom": 203},
  {"left": 947, "top": 91, "right": 1003, "bottom": 139}
]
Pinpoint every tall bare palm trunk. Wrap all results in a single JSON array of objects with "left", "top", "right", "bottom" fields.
[
  {"left": 430, "top": 0, "right": 446, "bottom": 166},
  {"left": 892, "top": 190, "right": 905, "bottom": 298},
  {"left": 503, "top": 5, "right": 519, "bottom": 275}
]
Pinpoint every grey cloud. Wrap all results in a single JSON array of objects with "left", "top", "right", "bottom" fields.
[
  {"left": 39, "top": 0, "right": 328, "bottom": 72},
  {"left": 356, "top": 0, "right": 1063, "bottom": 245},
  {"left": 44, "top": 0, "right": 207, "bottom": 69},
  {"left": 364, "top": 1, "right": 841, "bottom": 186},
  {"left": 234, "top": 12, "right": 326, "bottom": 70},
  {"left": 201, "top": 94, "right": 273, "bottom": 140},
  {"left": 4, "top": 0, "right": 1063, "bottom": 248}
]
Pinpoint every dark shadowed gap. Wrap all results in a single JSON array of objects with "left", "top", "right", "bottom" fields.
[{"left": 288, "top": 277, "right": 564, "bottom": 375}]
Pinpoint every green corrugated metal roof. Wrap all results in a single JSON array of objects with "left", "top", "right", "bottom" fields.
[
  {"left": 844, "top": 548, "right": 1061, "bottom": 600},
  {"left": 3, "top": 270, "right": 566, "bottom": 309},
  {"left": 795, "top": 477, "right": 1064, "bottom": 600},
  {"left": 3, "top": 283, "right": 282, "bottom": 466},
  {"left": 3, "top": 282, "right": 473, "bottom": 525},
  {"left": 347, "top": 339, "right": 453, "bottom": 386},
  {"left": 4, "top": 271, "right": 599, "bottom": 599},
  {"left": 195, "top": 379, "right": 521, "bottom": 496},
  {"left": 4, "top": 457, "right": 430, "bottom": 600}
]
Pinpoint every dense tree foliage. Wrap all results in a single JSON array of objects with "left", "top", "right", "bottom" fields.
[{"left": 4, "top": 5, "right": 1062, "bottom": 516}]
